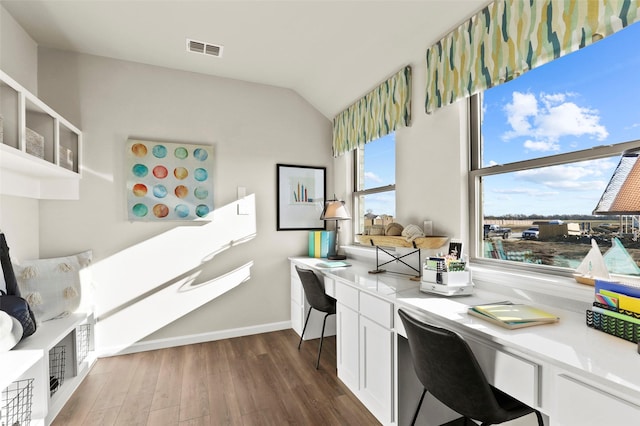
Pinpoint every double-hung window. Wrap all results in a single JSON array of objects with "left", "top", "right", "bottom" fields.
[
  {"left": 470, "top": 22, "right": 640, "bottom": 279},
  {"left": 353, "top": 133, "right": 396, "bottom": 237}
]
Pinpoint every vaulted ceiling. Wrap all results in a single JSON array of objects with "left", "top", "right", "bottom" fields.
[{"left": 1, "top": 0, "right": 490, "bottom": 118}]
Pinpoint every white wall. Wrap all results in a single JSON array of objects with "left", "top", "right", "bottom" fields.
[
  {"left": 33, "top": 48, "right": 332, "bottom": 348},
  {"left": 0, "top": 5, "right": 40, "bottom": 260},
  {"left": 0, "top": 4, "right": 37, "bottom": 93}
]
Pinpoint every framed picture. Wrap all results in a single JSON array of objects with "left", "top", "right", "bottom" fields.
[
  {"left": 277, "top": 164, "right": 326, "bottom": 231},
  {"left": 126, "top": 139, "right": 214, "bottom": 221}
]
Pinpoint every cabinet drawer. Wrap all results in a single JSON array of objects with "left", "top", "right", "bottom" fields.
[
  {"left": 336, "top": 280, "right": 358, "bottom": 310},
  {"left": 324, "top": 277, "right": 336, "bottom": 298},
  {"left": 360, "top": 292, "right": 393, "bottom": 329},
  {"left": 556, "top": 374, "right": 640, "bottom": 424},
  {"left": 468, "top": 340, "right": 539, "bottom": 407}
]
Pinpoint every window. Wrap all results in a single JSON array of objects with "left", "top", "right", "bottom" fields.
[
  {"left": 353, "top": 133, "right": 396, "bottom": 237},
  {"left": 470, "top": 22, "right": 640, "bottom": 279}
]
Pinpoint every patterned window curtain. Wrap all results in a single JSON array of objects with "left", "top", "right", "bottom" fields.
[
  {"left": 332, "top": 66, "right": 411, "bottom": 157},
  {"left": 425, "top": 0, "right": 640, "bottom": 114}
]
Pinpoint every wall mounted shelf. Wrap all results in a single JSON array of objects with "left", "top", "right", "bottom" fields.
[{"left": 0, "top": 69, "right": 82, "bottom": 200}]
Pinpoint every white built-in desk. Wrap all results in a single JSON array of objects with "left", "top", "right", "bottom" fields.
[{"left": 289, "top": 256, "right": 640, "bottom": 426}]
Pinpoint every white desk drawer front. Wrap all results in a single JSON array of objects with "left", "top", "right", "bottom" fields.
[
  {"left": 336, "top": 280, "right": 359, "bottom": 310},
  {"left": 556, "top": 374, "right": 640, "bottom": 425},
  {"left": 468, "top": 340, "right": 539, "bottom": 408},
  {"left": 360, "top": 292, "right": 393, "bottom": 329},
  {"left": 324, "top": 277, "right": 336, "bottom": 299},
  {"left": 290, "top": 275, "right": 303, "bottom": 305}
]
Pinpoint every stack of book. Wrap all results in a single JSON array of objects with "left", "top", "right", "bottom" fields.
[
  {"left": 308, "top": 231, "right": 335, "bottom": 258},
  {"left": 586, "top": 279, "right": 640, "bottom": 343},
  {"left": 468, "top": 302, "right": 559, "bottom": 329}
]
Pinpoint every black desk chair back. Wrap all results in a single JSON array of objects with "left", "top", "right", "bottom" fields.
[
  {"left": 295, "top": 266, "right": 337, "bottom": 369},
  {"left": 398, "top": 309, "right": 544, "bottom": 426}
]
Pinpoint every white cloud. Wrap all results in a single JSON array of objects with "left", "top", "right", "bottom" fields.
[
  {"left": 502, "top": 91, "right": 608, "bottom": 151},
  {"left": 364, "top": 171, "right": 382, "bottom": 183},
  {"left": 535, "top": 102, "right": 608, "bottom": 141},
  {"left": 523, "top": 139, "right": 560, "bottom": 152},
  {"left": 504, "top": 92, "right": 537, "bottom": 135},
  {"left": 514, "top": 158, "right": 614, "bottom": 191}
]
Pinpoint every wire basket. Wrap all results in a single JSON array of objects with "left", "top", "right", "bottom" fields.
[
  {"left": 1, "top": 378, "right": 34, "bottom": 426},
  {"left": 49, "top": 345, "right": 66, "bottom": 397},
  {"left": 76, "top": 324, "right": 91, "bottom": 364}
]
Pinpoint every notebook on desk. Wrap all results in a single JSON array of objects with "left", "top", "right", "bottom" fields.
[{"left": 468, "top": 303, "right": 559, "bottom": 329}]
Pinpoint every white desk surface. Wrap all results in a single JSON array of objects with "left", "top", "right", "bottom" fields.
[{"left": 290, "top": 256, "right": 640, "bottom": 401}]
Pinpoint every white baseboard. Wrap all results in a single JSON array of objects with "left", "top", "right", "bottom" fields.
[{"left": 97, "top": 320, "right": 292, "bottom": 357}]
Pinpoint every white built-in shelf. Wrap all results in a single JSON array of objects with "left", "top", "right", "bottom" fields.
[
  {"left": 7, "top": 312, "right": 97, "bottom": 425},
  {"left": 0, "top": 69, "right": 82, "bottom": 200}
]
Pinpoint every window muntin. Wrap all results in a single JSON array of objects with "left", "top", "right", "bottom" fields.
[
  {"left": 354, "top": 133, "right": 396, "bottom": 236},
  {"left": 472, "top": 22, "right": 640, "bottom": 278}
]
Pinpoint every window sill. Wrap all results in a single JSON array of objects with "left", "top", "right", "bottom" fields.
[{"left": 470, "top": 262, "right": 594, "bottom": 314}]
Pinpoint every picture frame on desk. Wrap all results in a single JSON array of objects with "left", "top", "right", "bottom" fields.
[{"left": 276, "top": 163, "right": 326, "bottom": 231}]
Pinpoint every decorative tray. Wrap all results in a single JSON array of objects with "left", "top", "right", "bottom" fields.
[{"left": 356, "top": 234, "right": 448, "bottom": 249}]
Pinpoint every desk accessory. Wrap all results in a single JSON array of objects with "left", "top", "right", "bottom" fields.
[
  {"left": 420, "top": 256, "right": 473, "bottom": 296},
  {"left": 586, "top": 279, "right": 640, "bottom": 342}
]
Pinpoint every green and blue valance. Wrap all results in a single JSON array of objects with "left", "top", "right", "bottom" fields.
[
  {"left": 425, "top": 0, "right": 640, "bottom": 113},
  {"left": 333, "top": 66, "right": 411, "bottom": 157}
]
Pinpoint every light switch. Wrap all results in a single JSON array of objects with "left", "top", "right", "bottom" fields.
[{"left": 237, "top": 186, "right": 249, "bottom": 215}]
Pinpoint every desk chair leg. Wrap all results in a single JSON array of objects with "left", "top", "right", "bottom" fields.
[
  {"left": 411, "top": 387, "right": 427, "bottom": 426},
  {"left": 298, "top": 307, "right": 313, "bottom": 351},
  {"left": 316, "top": 312, "right": 332, "bottom": 369},
  {"left": 534, "top": 410, "right": 544, "bottom": 426}
]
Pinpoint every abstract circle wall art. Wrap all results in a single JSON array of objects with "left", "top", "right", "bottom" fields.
[{"left": 126, "top": 139, "right": 214, "bottom": 221}]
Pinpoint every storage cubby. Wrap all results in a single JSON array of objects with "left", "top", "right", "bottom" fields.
[
  {"left": 0, "top": 81, "right": 20, "bottom": 150},
  {"left": 75, "top": 324, "right": 91, "bottom": 365},
  {"left": 1, "top": 378, "right": 34, "bottom": 426},
  {"left": 48, "top": 346, "right": 66, "bottom": 397}
]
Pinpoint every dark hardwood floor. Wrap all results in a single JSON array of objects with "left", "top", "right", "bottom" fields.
[{"left": 52, "top": 329, "right": 380, "bottom": 425}]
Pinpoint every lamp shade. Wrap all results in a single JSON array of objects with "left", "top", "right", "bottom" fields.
[
  {"left": 593, "top": 152, "right": 640, "bottom": 215},
  {"left": 320, "top": 200, "right": 351, "bottom": 220}
]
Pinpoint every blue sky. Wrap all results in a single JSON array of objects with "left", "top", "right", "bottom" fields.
[
  {"left": 482, "top": 21, "right": 640, "bottom": 216},
  {"left": 363, "top": 132, "right": 396, "bottom": 216}
]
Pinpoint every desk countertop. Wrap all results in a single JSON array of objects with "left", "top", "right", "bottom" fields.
[{"left": 290, "top": 256, "right": 640, "bottom": 402}]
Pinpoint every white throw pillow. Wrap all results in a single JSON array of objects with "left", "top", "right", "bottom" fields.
[{"left": 14, "top": 250, "right": 92, "bottom": 322}]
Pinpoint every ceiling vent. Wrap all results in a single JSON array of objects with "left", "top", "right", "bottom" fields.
[{"left": 186, "top": 38, "right": 223, "bottom": 58}]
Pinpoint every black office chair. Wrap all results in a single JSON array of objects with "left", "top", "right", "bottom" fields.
[
  {"left": 398, "top": 309, "right": 544, "bottom": 426},
  {"left": 295, "top": 265, "right": 337, "bottom": 369}
]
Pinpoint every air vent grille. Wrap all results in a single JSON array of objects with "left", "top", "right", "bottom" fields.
[{"left": 187, "top": 38, "right": 223, "bottom": 58}]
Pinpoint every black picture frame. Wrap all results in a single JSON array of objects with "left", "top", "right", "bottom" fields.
[{"left": 276, "top": 164, "right": 326, "bottom": 231}]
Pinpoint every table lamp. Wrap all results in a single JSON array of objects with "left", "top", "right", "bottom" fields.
[{"left": 320, "top": 196, "right": 351, "bottom": 260}]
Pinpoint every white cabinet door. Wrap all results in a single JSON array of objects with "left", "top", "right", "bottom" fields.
[
  {"left": 555, "top": 374, "right": 640, "bottom": 425},
  {"left": 337, "top": 302, "right": 359, "bottom": 394},
  {"left": 359, "top": 315, "right": 393, "bottom": 425}
]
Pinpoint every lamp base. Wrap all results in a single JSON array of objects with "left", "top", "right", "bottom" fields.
[{"left": 328, "top": 254, "right": 347, "bottom": 260}]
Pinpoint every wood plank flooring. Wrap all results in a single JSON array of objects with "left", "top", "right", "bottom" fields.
[{"left": 52, "top": 329, "right": 380, "bottom": 426}]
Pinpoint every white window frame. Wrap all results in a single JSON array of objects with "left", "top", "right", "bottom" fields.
[
  {"left": 352, "top": 140, "right": 396, "bottom": 239},
  {"left": 468, "top": 93, "right": 640, "bottom": 277}
]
